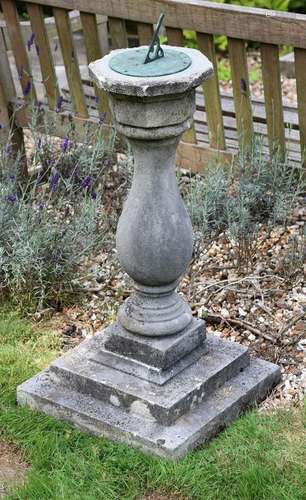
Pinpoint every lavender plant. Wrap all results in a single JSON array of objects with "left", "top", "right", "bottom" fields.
[
  {"left": 185, "top": 137, "right": 304, "bottom": 269},
  {"left": 28, "top": 103, "right": 116, "bottom": 199},
  {"left": 0, "top": 106, "right": 116, "bottom": 311}
]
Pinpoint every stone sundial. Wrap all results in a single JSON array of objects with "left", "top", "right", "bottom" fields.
[{"left": 17, "top": 15, "right": 280, "bottom": 459}]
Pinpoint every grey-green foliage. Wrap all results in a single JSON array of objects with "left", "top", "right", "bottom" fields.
[
  {"left": 0, "top": 197, "right": 101, "bottom": 311},
  {"left": 28, "top": 104, "right": 116, "bottom": 197},
  {"left": 185, "top": 164, "right": 228, "bottom": 237},
  {"left": 0, "top": 108, "right": 115, "bottom": 311},
  {"left": 185, "top": 137, "right": 304, "bottom": 267}
]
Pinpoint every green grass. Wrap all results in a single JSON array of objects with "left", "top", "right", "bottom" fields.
[{"left": 0, "top": 307, "right": 305, "bottom": 500}]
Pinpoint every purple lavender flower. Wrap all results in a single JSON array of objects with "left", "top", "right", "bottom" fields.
[
  {"left": 37, "top": 101, "right": 44, "bottom": 115},
  {"left": 99, "top": 112, "right": 107, "bottom": 125},
  {"left": 23, "top": 80, "right": 32, "bottom": 97},
  {"left": 18, "top": 65, "right": 24, "bottom": 80},
  {"left": 91, "top": 191, "right": 97, "bottom": 200},
  {"left": 27, "top": 32, "right": 35, "bottom": 51},
  {"left": 6, "top": 194, "right": 17, "bottom": 203},
  {"left": 56, "top": 95, "right": 64, "bottom": 112},
  {"left": 47, "top": 159, "right": 55, "bottom": 168},
  {"left": 5, "top": 144, "right": 13, "bottom": 157},
  {"left": 49, "top": 170, "right": 60, "bottom": 192},
  {"left": 35, "top": 172, "right": 42, "bottom": 185},
  {"left": 81, "top": 175, "right": 91, "bottom": 189},
  {"left": 61, "top": 137, "right": 70, "bottom": 153},
  {"left": 37, "top": 202, "right": 44, "bottom": 210},
  {"left": 105, "top": 159, "right": 113, "bottom": 168},
  {"left": 0, "top": 123, "right": 5, "bottom": 130},
  {"left": 9, "top": 175, "right": 16, "bottom": 181}
]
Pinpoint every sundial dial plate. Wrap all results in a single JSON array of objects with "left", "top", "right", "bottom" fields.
[{"left": 109, "top": 47, "right": 192, "bottom": 78}]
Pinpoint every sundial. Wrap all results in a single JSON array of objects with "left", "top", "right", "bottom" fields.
[
  {"left": 18, "top": 21, "right": 280, "bottom": 462},
  {"left": 109, "top": 13, "right": 192, "bottom": 77}
]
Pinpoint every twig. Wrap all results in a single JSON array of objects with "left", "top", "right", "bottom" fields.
[
  {"left": 78, "top": 287, "right": 103, "bottom": 293},
  {"left": 277, "top": 311, "right": 306, "bottom": 338},
  {"left": 256, "top": 301, "right": 281, "bottom": 325},
  {"left": 200, "top": 274, "right": 285, "bottom": 294},
  {"left": 203, "top": 312, "right": 276, "bottom": 343}
]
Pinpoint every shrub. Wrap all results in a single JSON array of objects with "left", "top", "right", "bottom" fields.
[
  {"left": 0, "top": 106, "right": 116, "bottom": 312},
  {"left": 185, "top": 137, "right": 304, "bottom": 270}
]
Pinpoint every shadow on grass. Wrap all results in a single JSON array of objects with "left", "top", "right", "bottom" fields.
[{"left": 0, "top": 307, "right": 305, "bottom": 500}]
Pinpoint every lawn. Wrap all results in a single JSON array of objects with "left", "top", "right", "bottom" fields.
[{"left": 0, "top": 307, "right": 305, "bottom": 500}]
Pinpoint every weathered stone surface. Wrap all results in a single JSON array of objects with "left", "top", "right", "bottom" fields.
[
  {"left": 90, "top": 47, "right": 211, "bottom": 338},
  {"left": 91, "top": 339, "right": 208, "bottom": 386},
  {"left": 109, "top": 89, "right": 196, "bottom": 130},
  {"left": 103, "top": 318, "right": 205, "bottom": 371},
  {"left": 115, "top": 136, "right": 195, "bottom": 336},
  {"left": 17, "top": 351, "right": 280, "bottom": 459},
  {"left": 89, "top": 46, "right": 213, "bottom": 97},
  {"left": 44, "top": 333, "right": 250, "bottom": 426}
]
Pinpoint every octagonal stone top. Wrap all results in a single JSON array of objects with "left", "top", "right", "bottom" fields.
[{"left": 89, "top": 46, "right": 213, "bottom": 98}]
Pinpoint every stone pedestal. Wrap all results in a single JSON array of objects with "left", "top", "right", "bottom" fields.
[{"left": 17, "top": 46, "right": 281, "bottom": 459}]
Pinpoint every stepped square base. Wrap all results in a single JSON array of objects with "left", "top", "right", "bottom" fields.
[
  {"left": 93, "top": 318, "right": 207, "bottom": 385},
  {"left": 17, "top": 328, "right": 280, "bottom": 459}
]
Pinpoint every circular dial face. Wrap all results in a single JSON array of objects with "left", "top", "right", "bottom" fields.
[{"left": 109, "top": 47, "right": 192, "bottom": 77}]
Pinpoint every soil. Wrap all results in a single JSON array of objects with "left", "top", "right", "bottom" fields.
[{"left": 0, "top": 442, "right": 29, "bottom": 498}]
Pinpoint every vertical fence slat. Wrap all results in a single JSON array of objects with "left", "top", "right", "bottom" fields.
[
  {"left": 53, "top": 7, "right": 88, "bottom": 118},
  {"left": 137, "top": 22, "right": 153, "bottom": 45},
  {"left": 228, "top": 37, "right": 253, "bottom": 150},
  {"left": 197, "top": 32, "right": 226, "bottom": 150},
  {"left": 0, "top": 13, "right": 27, "bottom": 171},
  {"left": 96, "top": 15, "right": 109, "bottom": 55},
  {"left": 109, "top": 18, "right": 128, "bottom": 49},
  {"left": 26, "top": 2, "right": 59, "bottom": 110},
  {"left": 166, "top": 27, "right": 184, "bottom": 46},
  {"left": 0, "top": 73, "right": 27, "bottom": 176},
  {"left": 1, "top": 0, "right": 36, "bottom": 101},
  {"left": 0, "top": 79, "right": 10, "bottom": 139},
  {"left": 80, "top": 11, "right": 110, "bottom": 120},
  {"left": 294, "top": 47, "right": 306, "bottom": 167},
  {"left": 166, "top": 27, "right": 197, "bottom": 145},
  {"left": 0, "top": 27, "right": 15, "bottom": 103},
  {"left": 261, "top": 43, "right": 285, "bottom": 157}
]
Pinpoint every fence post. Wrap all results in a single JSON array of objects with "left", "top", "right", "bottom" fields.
[{"left": 0, "top": 27, "right": 27, "bottom": 176}]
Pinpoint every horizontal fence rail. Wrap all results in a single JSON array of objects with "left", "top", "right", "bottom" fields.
[
  {"left": 0, "top": 0, "right": 305, "bottom": 172},
  {"left": 15, "top": 0, "right": 306, "bottom": 48}
]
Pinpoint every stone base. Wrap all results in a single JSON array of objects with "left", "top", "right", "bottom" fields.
[
  {"left": 100, "top": 318, "right": 206, "bottom": 384},
  {"left": 17, "top": 327, "right": 280, "bottom": 459}
]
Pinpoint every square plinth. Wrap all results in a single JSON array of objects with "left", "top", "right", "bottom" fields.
[
  {"left": 17, "top": 329, "right": 281, "bottom": 459},
  {"left": 104, "top": 318, "right": 205, "bottom": 370},
  {"left": 92, "top": 318, "right": 207, "bottom": 386}
]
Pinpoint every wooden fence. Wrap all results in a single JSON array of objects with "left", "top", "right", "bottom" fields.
[{"left": 0, "top": 0, "right": 306, "bottom": 173}]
